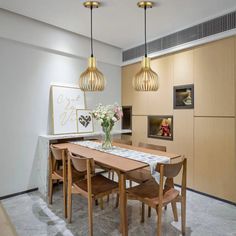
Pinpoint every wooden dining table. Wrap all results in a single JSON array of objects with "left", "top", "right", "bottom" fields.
[{"left": 52, "top": 141, "right": 181, "bottom": 236}]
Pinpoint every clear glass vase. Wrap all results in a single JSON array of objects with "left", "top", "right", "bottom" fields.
[{"left": 102, "top": 124, "right": 113, "bottom": 150}]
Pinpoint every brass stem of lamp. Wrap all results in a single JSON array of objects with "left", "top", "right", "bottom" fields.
[
  {"left": 88, "top": 56, "right": 96, "bottom": 68},
  {"left": 142, "top": 56, "right": 150, "bottom": 68},
  {"left": 79, "top": 1, "right": 106, "bottom": 92},
  {"left": 133, "top": 1, "right": 159, "bottom": 92}
]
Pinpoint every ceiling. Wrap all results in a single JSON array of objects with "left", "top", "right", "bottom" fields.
[{"left": 0, "top": 0, "right": 236, "bottom": 49}]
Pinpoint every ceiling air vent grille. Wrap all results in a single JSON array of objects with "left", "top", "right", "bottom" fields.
[{"left": 123, "top": 11, "right": 236, "bottom": 62}]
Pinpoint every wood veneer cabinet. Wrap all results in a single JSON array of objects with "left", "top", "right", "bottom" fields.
[
  {"left": 144, "top": 56, "right": 173, "bottom": 116},
  {"left": 122, "top": 63, "right": 137, "bottom": 107},
  {"left": 194, "top": 37, "right": 235, "bottom": 117},
  {"left": 194, "top": 117, "right": 236, "bottom": 202},
  {"left": 173, "top": 50, "right": 194, "bottom": 85},
  {"left": 122, "top": 36, "right": 236, "bottom": 203}
]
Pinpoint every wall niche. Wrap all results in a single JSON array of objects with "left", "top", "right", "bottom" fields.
[{"left": 148, "top": 115, "right": 173, "bottom": 141}]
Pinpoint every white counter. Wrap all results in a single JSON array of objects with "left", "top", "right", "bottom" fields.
[
  {"left": 39, "top": 129, "right": 132, "bottom": 141},
  {"left": 37, "top": 130, "right": 131, "bottom": 197}
]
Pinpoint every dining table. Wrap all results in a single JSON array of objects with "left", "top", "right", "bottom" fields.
[{"left": 52, "top": 141, "right": 181, "bottom": 236}]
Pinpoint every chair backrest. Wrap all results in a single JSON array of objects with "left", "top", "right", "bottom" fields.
[
  {"left": 157, "top": 158, "right": 187, "bottom": 195},
  {"left": 156, "top": 159, "right": 185, "bottom": 178},
  {"left": 67, "top": 151, "right": 88, "bottom": 173},
  {"left": 50, "top": 145, "right": 66, "bottom": 160},
  {"left": 156, "top": 157, "right": 187, "bottom": 206},
  {"left": 138, "top": 142, "right": 166, "bottom": 152},
  {"left": 113, "top": 139, "right": 132, "bottom": 145}
]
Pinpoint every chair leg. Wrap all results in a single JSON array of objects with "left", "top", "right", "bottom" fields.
[
  {"left": 48, "top": 156, "right": 53, "bottom": 204},
  {"left": 107, "top": 191, "right": 110, "bottom": 203},
  {"left": 115, "top": 193, "right": 119, "bottom": 208},
  {"left": 62, "top": 154, "right": 67, "bottom": 219},
  {"left": 148, "top": 206, "right": 151, "bottom": 217},
  {"left": 88, "top": 196, "right": 93, "bottom": 236},
  {"left": 157, "top": 205, "right": 162, "bottom": 236},
  {"left": 171, "top": 202, "right": 178, "bottom": 222},
  {"left": 141, "top": 202, "right": 145, "bottom": 223},
  {"left": 181, "top": 198, "right": 186, "bottom": 235},
  {"left": 67, "top": 191, "right": 72, "bottom": 223},
  {"left": 49, "top": 176, "right": 53, "bottom": 204},
  {"left": 99, "top": 197, "right": 104, "bottom": 210},
  {"left": 129, "top": 180, "right": 132, "bottom": 188},
  {"left": 107, "top": 171, "right": 114, "bottom": 203},
  {"left": 63, "top": 181, "right": 67, "bottom": 218}
]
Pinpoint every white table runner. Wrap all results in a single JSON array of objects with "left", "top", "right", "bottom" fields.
[{"left": 71, "top": 141, "right": 170, "bottom": 183}]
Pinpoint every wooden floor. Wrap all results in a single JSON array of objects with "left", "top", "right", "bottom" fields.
[{"left": 0, "top": 202, "right": 17, "bottom": 236}]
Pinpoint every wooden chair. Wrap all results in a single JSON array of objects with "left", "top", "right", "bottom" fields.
[
  {"left": 127, "top": 158, "right": 187, "bottom": 236},
  {"left": 67, "top": 151, "right": 119, "bottom": 236},
  {"left": 48, "top": 145, "right": 86, "bottom": 218},
  {"left": 125, "top": 142, "right": 167, "bottom": 221},
  {"left": 126, "top": 142, "right": 167, "bottom": 186},
  {"left": 48, "top": 145, "right": 67, "bottom": 218}
]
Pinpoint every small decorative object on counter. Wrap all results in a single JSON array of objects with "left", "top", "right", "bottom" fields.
[{"left": 92, "top": 104, "right": 123, "bottom": 149}]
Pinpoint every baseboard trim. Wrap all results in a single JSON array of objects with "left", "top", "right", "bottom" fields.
[
  {"left": 0, "top": 188, "right": 38, "bottom": 200},
  {"left": 175, "top": 184, "right": 236, "bottom": 206}
]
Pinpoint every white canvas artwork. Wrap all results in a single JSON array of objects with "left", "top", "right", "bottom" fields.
[
  {"left": 76, "top": 110, "right": 94, "bottom": 133},
  {"left": 51, "top": 85, "right": 85, "bottom": 134}
]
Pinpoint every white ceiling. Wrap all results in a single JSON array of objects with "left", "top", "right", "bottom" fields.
[{"left": 0, "top": 0, "right": 236, "bottom": 49}]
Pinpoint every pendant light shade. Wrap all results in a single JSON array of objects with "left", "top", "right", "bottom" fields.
[
  {"left": 79, "top": 56, "right": 105, "bottom": 91},
  {"left": 133, "top": 1, "right": 159, "bottom": 91},
  {"left": 79, "top": 1, "right": 106, "bottom": 92},
  {"left": 133, "top": 56, "right": 159, "bottom": 91}
]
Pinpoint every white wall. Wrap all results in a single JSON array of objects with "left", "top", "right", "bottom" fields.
[
  {"left": 0, "top": 9, "right": 121, "bottom": 66},
  {"left": 0, "top": 10, "right": 122, "bottom": 197}
]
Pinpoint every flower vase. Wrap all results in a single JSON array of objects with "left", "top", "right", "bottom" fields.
[{"left": 102, "top": 124, "right": 113, "bottom": 150}]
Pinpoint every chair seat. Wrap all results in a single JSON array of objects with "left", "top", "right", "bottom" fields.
[
  {"left": 126, "top": 167, "right": 152, "bottom": 183},
  {"left": 74, "top": 175, "right": 118, "bottom": 197},
  {"left": 127, "top": 179, "right": 179, "bottom": 207},
  {"left": 54, "top": 168, "right": 85, "bottom": 181}
]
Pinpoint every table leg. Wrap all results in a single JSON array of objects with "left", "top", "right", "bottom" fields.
[{"left": 119, "top": 172, "right": 128, "bottom": 236}]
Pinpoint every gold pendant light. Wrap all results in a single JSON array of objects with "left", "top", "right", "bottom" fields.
[
  {"left": 79, "top": 1, "right": 106, "bottom": 91},
  {"left": 133, "top": 1, "right": 159, "bottom": 91}
]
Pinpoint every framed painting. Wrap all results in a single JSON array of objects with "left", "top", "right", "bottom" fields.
[
  {"left": 51, "top": 85, "right": 85, "bottom": 135},
  {"left": 148, "top": 115, "right": 173, "bottom": 140},
  {"left": 174, "top": 84, "right": 194, "bottom": 109},
  {"left": 76, "top": 109, "right": 94, "bottom": 133}
]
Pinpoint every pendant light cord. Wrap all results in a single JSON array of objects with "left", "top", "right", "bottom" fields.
[
  {"left": 144, "top": 6, "right": 147, "bottom": 57},
  {"left": 90, "top": 6, "right": 94, "bottom": 57}
]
